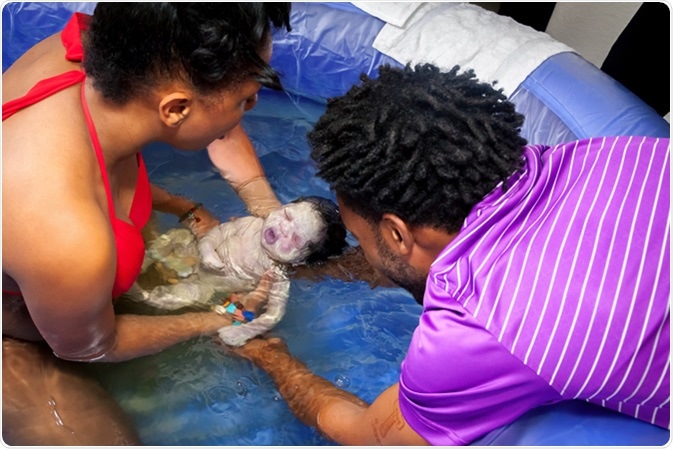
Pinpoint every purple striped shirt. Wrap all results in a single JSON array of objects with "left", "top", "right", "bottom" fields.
[{"left": 399, "top": 136, "right": 670, "bottom": 445}]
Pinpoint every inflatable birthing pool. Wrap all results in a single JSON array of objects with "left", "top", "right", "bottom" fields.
[{"left": 2, "top": 2, "right": 669, "bottom": 445}]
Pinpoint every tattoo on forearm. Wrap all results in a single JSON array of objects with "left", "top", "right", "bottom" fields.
[{"left": 371, "top": 399, "right": 405, "bottom": 443}]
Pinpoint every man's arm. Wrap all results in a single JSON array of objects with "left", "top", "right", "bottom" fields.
[
  {"left": 291, "top": 245, "right": 388, "bottom": 289},
  {"left": 231, "top": 336, "right": 428, "bottom": 446}
]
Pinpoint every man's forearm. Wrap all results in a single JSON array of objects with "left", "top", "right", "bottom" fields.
[
  {"left": 251, "top": 348, "right": 369, "bottom": 430},
  {"left": 236, "top": 339, "right": 425, "bottom": 445}
]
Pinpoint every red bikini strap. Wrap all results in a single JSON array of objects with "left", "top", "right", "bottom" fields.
[
  {"left": 61, "top": 12, "right": 89, "bottom": 62},
  {"left": 80, "top": 82, "right": 117, "bottom": 220},
  {"left": 2, "top": 70, "right": 85, "bottom": 121},
  {"left": 3, "top": 13, "right": 89, "bottom": 122}
]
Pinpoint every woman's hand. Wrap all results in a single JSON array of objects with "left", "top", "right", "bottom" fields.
[
  {"left": 182, "top": 205, "right": 220, "bottom": 239},
  {"left": 150, "top": 183, "right": 220, "bottom": 238},
  {"left": 207, "top": 126, "right": 281, "bottom": 218}
]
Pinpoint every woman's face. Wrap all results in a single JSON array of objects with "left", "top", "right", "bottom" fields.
[
  {"left": 261, "top": 202, "right": 326, "bottom": 264},
  {"left": 167, "top": 39, "right": 272, "bottom": 151},
  {"left": 173, "top": 81, "right": 261, "bottom": 150}
]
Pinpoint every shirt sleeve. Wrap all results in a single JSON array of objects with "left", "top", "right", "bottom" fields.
[{"left": 398, "top": 280, "right": 562, "bottom": 445}]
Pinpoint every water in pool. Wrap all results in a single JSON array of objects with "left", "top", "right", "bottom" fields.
[{"left": 85, "top": 88, "right": 423, "bottom": 446}]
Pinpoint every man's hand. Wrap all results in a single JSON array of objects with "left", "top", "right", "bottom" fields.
[
  {"left": 228, "top": 335, "right": 289, "bottom": 364},
  {"left": 222, "top": 335, "right": 427, "bottom": 446}
]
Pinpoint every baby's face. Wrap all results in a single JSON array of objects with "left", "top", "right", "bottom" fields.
[{"left": 261, "top": 202, "right": 325, "bottom": 264}]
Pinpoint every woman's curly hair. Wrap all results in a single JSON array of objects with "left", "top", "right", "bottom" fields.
[
  {"left": 309, "top": 63, "right": 528, "bottom": 234},
  {"left": 83, "top": 3, "right": 291, "bottom": 104}
]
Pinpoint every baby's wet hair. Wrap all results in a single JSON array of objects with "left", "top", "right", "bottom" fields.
[{"left": 290, "top": 196, "right": 348, "bottom": 266}]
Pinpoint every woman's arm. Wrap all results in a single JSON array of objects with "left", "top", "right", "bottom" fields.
[
  {"left": 99, "top": 311, "right": 236, "bottom": 362},
  {"left": 4, "top": 202, "right": 239, "bottom": 363},
  {"left": 20, "top": 253, "right": 237, "bottom": 363},
  {"left": 207, "top": 124, "right": 280, "bottom": 218},
  {"left": 151, "top": 124, "right": 280, "bottom": 234},
  {"left": 231, "top": 336, "right": 428, "bottom": 446},
  {"left": 150, "top": 183, "right": 219, "bottom": 238}
]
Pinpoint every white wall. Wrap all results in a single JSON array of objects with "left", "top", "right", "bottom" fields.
[
  {"left": 545, "top": 2, "right": 643, "bottom": 68},
  {"left": 472, "top": 2, "right": 668, "bottom": 120}
]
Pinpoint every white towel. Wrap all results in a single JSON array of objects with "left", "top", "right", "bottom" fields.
[
  {"left": 371, "top": 2, "right": 575, "bottom": 97},
  {"left": 350, "top": 2, "right": 426, "bottom": 28}
]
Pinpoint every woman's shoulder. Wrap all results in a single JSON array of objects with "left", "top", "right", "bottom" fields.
[
  {"left": 3, "top": 138, "right": 116, "bottom": 283},
  {"left": 3, "top": 32, "right": 79, "bottom": 104}
]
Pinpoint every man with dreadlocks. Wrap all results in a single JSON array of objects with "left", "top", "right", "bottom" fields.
[{"left": 227, "top": 63, "right": 670, "bottom": 445}]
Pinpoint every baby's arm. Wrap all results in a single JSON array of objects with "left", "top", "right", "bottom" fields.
[
  {"left": 198, "top": 225, "right": 228, "bottom": 271},
  {"left": 216, "top": 265, "right": 289, "bottom": 347}
]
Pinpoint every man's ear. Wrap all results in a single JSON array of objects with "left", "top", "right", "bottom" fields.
[
  {"left": 379, "top": 213, "right": 415, "bottom": 256},
  {"left": 159, "top": 93, "right": 192, "bottom": 127}
]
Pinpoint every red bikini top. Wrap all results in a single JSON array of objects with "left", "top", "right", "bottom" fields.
[{"left": 2, "top": 13, "right": 152, "bottom": 298}]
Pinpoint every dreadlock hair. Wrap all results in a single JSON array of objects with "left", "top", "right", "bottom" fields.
[
  {"left": 290, "top": 196, "right": 348, "bottom": 266},
  {"left": 309, "top": 63, "right": 528, "bottom": 234},
  {"left": 83, "top": 3, "right": 291, "bottom": 104}
]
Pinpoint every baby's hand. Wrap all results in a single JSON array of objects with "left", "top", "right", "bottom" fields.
[
  {"left": 200, "top": 248, "right": 227, "bottom": 271},
  {"left": 197, "top": 227, "right": 227, "bottom": 271},
  {"left": 239, "top": 270, "right": 275, "bottom": 311},
  {"left": 212, "top": 270, "right": 274, "bottom": 327},
  {"left": 216, "top": 268, "right": 288, "bottom": 347}
]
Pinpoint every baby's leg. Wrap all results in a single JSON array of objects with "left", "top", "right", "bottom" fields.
[{"left": 141, "top": 281, "right": 217, "bottom": 311}]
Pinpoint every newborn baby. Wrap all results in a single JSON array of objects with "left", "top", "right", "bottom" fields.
[{"left": 131, "top": 196, "right": 348, "bottom": 346}]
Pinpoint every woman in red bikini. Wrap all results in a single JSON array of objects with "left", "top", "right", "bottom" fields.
[{"left": 2, "top": 3, "right": 290, "bottom": 444}]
